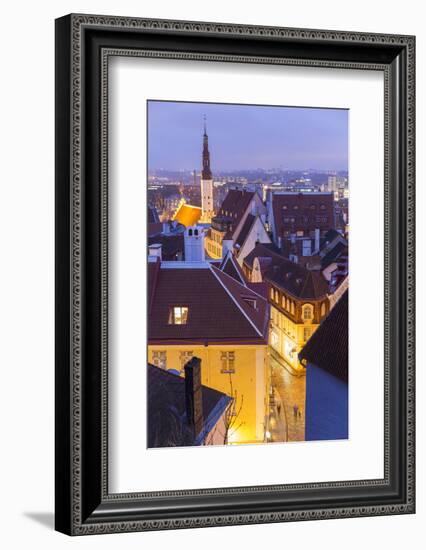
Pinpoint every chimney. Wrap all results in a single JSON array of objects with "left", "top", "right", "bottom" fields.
[
  {"left": 314, "top": 228, "right": 320, "bottom": 253},
  {"left": 184, "top": 357, "right": 204, "bottom": 439},
  {"left": 148, "top": 243, "right": 162, "bottom": 262}
]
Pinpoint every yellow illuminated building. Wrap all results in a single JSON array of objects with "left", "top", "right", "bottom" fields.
[
  {"left": 148, "top": 343, "right": 270, "bottom": 444},
  {"left": 204, "top": 223, "right": 227, "bottom": 259},
  {"left": 268, "top": 283, "right": 329, "bottom": 372}
]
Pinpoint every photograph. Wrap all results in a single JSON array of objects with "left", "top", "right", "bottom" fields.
[{"left": 147, "top": 100, "right": 349, "bottom": 448}]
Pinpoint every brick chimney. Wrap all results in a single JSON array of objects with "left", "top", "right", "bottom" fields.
[{"left": 184, "top": 357, "right": 204, "bottom": 438}]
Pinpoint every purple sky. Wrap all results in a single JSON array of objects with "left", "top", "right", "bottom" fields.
[{"left": 147, "top": 100, "right": 348, "bottom": 172}]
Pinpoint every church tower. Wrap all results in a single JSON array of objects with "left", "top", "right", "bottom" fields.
[{"left": 200, "top": 117, "right": 214, "bottom": 222}]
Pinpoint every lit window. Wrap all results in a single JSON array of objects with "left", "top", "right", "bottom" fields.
[
  {"left": 321, "top": 302, "right": 326, "bottom": 317},
  {"left": 168, "top": 306, "right": 189, "bottom": 325},
  {"left": 220, "top": 351, "right": 235, "bottom": 373},
  {"left": 302, "top": 304, "right": 313, "bottom": 320},
  {"left": 152, "top": 350, "right": 167, "bottom": 369},
  {"left": 291, "top": 301, "right": 295, "bottom": 315}
]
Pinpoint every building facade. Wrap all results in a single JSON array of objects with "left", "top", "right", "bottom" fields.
[
  {"left": 243, "top": 243, "right": 330, "bottom": 372},
  {"left": 147, "top": 259, "right": 271, "bottom": 444},
  {"left": 268, "top": 192, "right": 335, "bottom": 260}
]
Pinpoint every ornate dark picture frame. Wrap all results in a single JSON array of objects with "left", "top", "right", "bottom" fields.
[{"left": 55, "top": 14, "right": 415, "bottom": 535}]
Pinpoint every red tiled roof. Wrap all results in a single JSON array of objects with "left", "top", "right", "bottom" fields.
[
  {"left": 243, "top": 243, "right": 329, "bottom": 300},
  {"left": 148, "top": 263, "right": 269, "bottom": 344},
  {"left": 211, "top": 266, "right": 269, "bottom": 338},
  {"left": 234, "top": 214, "right": 256, "bottom": 248},
  {"left": 218, "top": 189, "right": 254, "bottom": 237},
  {"left": 247, "top": 282, "right": 268, "bottom": 299},
  {"left": 272, "top": 192, "right": 335, "bottom": 237},
  {"left": 243, "top": 243, "right": 280, "bottom": 269},
  {"left": 219, "top": 251, "right": 247, "bottom": 285}
]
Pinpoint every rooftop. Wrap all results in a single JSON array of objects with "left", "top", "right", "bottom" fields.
[
  {"left": 244, "top": 243, "right": 329, "bottom": 300},
  {"left": 147, "top": 364, "right": 231, "bottom": 447},
  {"left": 148, "top": 260, "right": 269, "bottom": 344},
  {"left": 299, "top": 290, "right": 348, "bottom": 382},
  {"left": 173, "top": 203, "right": 202, "bottom": 227}
]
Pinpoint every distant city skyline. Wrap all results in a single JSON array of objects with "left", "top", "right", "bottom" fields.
[{"left": 148, "top": 100, "right": 349, "bottom": 173}]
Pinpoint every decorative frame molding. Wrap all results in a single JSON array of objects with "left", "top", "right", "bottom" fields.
[{"left": 55, "top": 14, "right": 415, "bottom": 535}]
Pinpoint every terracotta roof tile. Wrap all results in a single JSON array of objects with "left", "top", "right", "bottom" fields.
[
  {"left": 148, "top": 263, "right": 268, "bottom": 344},
  {"left": 244, "top": 243, "right": 329, "bottom": 300},
  {"left": 234, "top": 214, "right": 256, "bottom": 248}
]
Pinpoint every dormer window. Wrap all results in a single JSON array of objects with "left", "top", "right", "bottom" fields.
[
  {"left": 243, "top": 297, "right": 257, "bottom": 310},
  {"left": 168, "top": 306, "right": 189, "bottom": 325}
]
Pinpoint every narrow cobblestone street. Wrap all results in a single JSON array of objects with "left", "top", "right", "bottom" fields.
[{"left": 270, "top": 354, "right": 306, "bottom": 442}]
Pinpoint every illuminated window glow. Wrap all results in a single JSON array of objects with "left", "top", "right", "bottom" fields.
[{"left": 168, "top": 306, "right": 189, "bottom": 325}]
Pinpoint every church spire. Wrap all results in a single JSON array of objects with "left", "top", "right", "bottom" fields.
[{"left": 202, "top": 115, "right": 212, "bottom": 180}]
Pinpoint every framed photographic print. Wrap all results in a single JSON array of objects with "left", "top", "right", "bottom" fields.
[{"left": 55, "top": 14, "right": 415, "bottom": 535}]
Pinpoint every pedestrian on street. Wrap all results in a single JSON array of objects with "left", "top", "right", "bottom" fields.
[
  {"left": 298, "top": 409, "right": 302, "bottom": 418},
  {"left": 293, "top": 404, "right": 299, "bottom": 418},
  {"left": 277, "top": 404, "right": 281, "bottom": 416}
]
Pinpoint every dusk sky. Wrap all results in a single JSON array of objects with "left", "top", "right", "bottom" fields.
[{"left": 147, "top": 101, "right": 348, "bottom": 172}]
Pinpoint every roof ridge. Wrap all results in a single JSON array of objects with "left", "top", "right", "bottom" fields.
[
  {"left": 299, "top": 270, "right": 312, "bottom": 298},
  {"left": 209, "top": 265, "right": 263, "bottom": 338}
]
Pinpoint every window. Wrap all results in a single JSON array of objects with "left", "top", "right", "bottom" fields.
[
  {"left": 321, "top": 302, "right": 326, "bottom": 317},
  {"left": 243, "top": 298, "right": 257, "bottom": 310},
  {"left": 168, "top": 306, "right": 189, "bottom": 325},
  {"left": 304, "top": 327, "right": 311, "bottom": 341},
  {"left": 194, "top": 229, "right": 199, "bottom": 236},
  {"left": 179, "top": 351, "right": 193, "bottom": 369},
  {"left": 152, "top": 350, "right": 167, "bottom": 370},
  {"left": 290, "top": 301, "right": 295, "bottom": 315},
  {"left": 221, "top": 351, "right": 235, "bottom": 373},
  {"left": 302, "top": 304, "right": 313, "bottom": 320}
]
